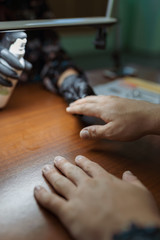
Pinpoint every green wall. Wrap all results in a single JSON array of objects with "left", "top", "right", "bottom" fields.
[
  {"left": 59, "top": 0, "right": 160, "bottom": 70},
  {"left": 60, "top": 0, "right": 160, "bottom": 55},
  {"left": 117, "top": 0, "right": 160, "bottom": 54}
]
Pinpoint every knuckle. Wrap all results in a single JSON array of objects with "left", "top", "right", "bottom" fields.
[
  {"left": 63, "top": 162, "right": 74, "bottom": 172},
  {"left": 42, "top": 194, "right": 53, "bottom": 207},
  {"left": 106, "top": 95, "right": 118, "bottom": 105},
  {"left": 83, "top": 162, "right": 92, "bottom": 172},
  {"left": 104, "top": 124, "right": 114, "bottom": 138},
  {"left": 90, "top": 127, "right": 97, "bottom": 138},
  {"left": 107, "top": 95, "right": 117, "bottom": 100},
  {"left": 84, "top": 178, "right": 98, "bottom": 188},
  {"left": 84, "top": 160, "right": 100, "bottom": 172},
  {"left": 83, "top": 177, "right": 92, "bottom": 186},
  {"left": 91, "top": 162, "right": 105, "bottom": 174},
  {"left": 54, "top": 176, "right": 63, "bottom": 187},
  {"left": 90, "top": 161, "right": 99, "bottom": 168}
]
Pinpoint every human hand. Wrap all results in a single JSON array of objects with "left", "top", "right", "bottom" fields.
[
  {"left": 59, "top": 74, "right": 95, "bottom": 104},
  {"left": 66, "top": 95, "right": 160, "bottom": 141},
  {"left": 34, "top": 156, "right": 160, "bottom": 240}
]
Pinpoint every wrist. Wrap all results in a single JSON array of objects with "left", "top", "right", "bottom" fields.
[{"left": 144, "top": 103, "right": 160, "bottom": 135}]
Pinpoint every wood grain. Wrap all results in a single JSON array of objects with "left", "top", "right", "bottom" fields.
[{"left": 0, "top": 76, "right": 160, "bottom": 240}]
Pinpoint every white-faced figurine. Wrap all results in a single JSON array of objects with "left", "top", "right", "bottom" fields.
[
  {"left": 0, "top": 31, "right": 32, "bottom": 108},
  {"left": 9, "top": 36, "right": 27, "bottom": 59}
]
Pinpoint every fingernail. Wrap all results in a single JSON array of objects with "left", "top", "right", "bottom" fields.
[
  {"left": 124, "top": 170, "right": 137, "bottom": 180},
  {"left": 54, "top": 156, "right": 64, "bottom": 163},
  {"left": 80, "top": 129, "right": 89, "bottom": 139},
  {"left": 42, "top": 164, "right": 53, "bottom": 173},
  {"left": 75, "top": 155, "right": 84, "bottom": 163},
  {"left": 34, "top": 185, "right": 43, "bottom": 192},
  {"left": 66, "top": 107, "right": 71, "bottom": 112},
  {"left": 125, "top": 170, "right": 133, "bottom": 175}
]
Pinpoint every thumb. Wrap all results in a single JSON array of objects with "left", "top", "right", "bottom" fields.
[
  {"left": 80, "top": 124, "right": 110, "bottom": 139},
  {"left": 122, "top": 171, "right": 146, "bottom": 189}
]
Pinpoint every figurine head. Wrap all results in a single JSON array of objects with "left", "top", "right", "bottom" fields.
[{"left": 3, "top": 31, "right": 27, "bottom": 57}]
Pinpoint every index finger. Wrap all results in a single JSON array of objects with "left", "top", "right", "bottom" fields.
[
  {"left": 54, "top": 156, "right": 89, "bottom": 185},
  {"left": 75, "top": 155, "right": 113, "bottom": 179},
  {"left": 69, "top": 95, "right": 100, "bottom": 106},
  {"left": 66, "top": 102, "right": 100, "bottom": 118}
]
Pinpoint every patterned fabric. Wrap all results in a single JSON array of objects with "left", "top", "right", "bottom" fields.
[{"left": 113, "top": 224, "right": 160, "bottom": 240}]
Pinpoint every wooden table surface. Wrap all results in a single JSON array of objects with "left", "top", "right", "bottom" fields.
[{"left": 0, "top": 71, "right": 160, "bottom": 240}]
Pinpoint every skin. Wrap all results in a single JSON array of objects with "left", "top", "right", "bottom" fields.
[
  {"left": 34, "top": 155, "right": 160, "bottom": 240},
  {"left": 57, "top": 68, "right": 78, "bottom": 87},
  {"left": 66, "top": 95, "right": 160, "bottom": 141}
]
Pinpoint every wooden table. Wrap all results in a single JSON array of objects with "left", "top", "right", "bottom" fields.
[{"left": 1, "top": 71, "right": 160, "bottom": 240}]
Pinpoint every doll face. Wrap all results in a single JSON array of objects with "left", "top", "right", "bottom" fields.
[{"left": 9, "top": 38, "right": 27, "bottom": 57}]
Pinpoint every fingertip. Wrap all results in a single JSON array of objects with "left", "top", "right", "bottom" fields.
[
  {"left": 34, "top": 185, "right": 44, "bottom": 197},
  {"left": 66, "top": 107, "right": 71, "bottom": 112},
  {"left": 42, "top": 164, "right": 54, "bottom": 174},
  {"left": 75, "top": 155, "right": 85, "bottom": 163},
  {"left": 54, "top": 156, "right": 65, "bottom": 164},
  {"left": 123, "top": 170, "right": 144, "bottom": 186},
  {"left": 122, "top": 170, "right": 137, "bottom": 181},
  {"left": 123, "top": 171, "right": 146, "bottom": 189},
  {"left": 80, "top": 129, "right": 90, "bottom": 139}
]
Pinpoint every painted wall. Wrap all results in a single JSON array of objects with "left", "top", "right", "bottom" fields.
[{"left": 113, "top": 0, "right": 160, "bottom": 54}]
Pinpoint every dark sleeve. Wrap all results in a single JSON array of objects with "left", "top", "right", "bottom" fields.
[{"left": 113, "top": 224, "right": 160, "bottom": 240}]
